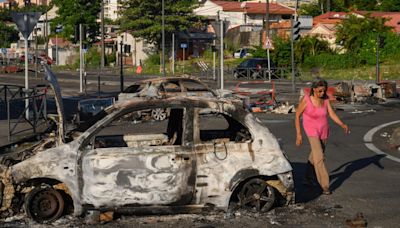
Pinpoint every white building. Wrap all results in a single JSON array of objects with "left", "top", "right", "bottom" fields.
[{"left": 104, "top": 0, "right": 121, "bottom": 21}]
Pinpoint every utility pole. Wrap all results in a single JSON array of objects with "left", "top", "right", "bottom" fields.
[
  {"left": 101, "top": 0, "right": 105, "bottom": 69},
  {"left": 44, "top": 8, "right": 48, "bottom": 56},
  {"left": 172, "top": 33, "right": 175, "bottom": 75},
  {"left": 24, "top": 14, "right": 29, "bottom": 120},
  {"left": 120, "top": 37, "right": 124, "bottom": 92},
  {"left": 34, "top": 28, "right": 38, "bottom": 78},
  {"left": 376, "top": 34, "right": 381, "bottom": 84},
  {"left": 213, "top": 39, "right": 216, "bottom": 81},
  {"left": 265, "top": 0, "right": 269, "bottom": 38},
  {"left": 79, "top": 23, "right": 83, "bottom": 93},
  {"left": 162, "top": 0, "right": 166, "bottom": 77},
  {"left": 220, "top": 19, "right": 224, "bottom": 90}
]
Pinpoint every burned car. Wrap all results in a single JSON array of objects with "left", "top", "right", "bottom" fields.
[
  {"left": 118, "top": 77, "right": 217, "bottom": 120},
  {"left": 0, "top": 96, "right": 294, "bottom": 223}
]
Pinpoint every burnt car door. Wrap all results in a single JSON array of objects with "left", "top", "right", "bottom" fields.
[
  {"left": 192, "top": 108, "right": 253, "bottom": 204},
  {"left": 79, "top": 106, "right": 196, "bottom": 208}
]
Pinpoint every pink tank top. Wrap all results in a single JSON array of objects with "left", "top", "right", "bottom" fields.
[{"left": 302, "top": 95, "right": 329, "bottom": 139}]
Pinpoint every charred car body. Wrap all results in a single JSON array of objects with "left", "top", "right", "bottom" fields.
[
  {"left": 118, "top": 77, "right": 216, "bottom": 121},
  {"left": 0, "top": 66, "right": 294, "bottom": 223},
  {"left": 0, "top": 96, "right": 294, "bottom": 223}
]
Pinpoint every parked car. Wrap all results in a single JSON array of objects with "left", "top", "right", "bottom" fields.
[
  {"left": 1, "top": 96, "right": 294, "bottom": 223},
  {"left": 233, "top": 58, "right": 275, "bottom": 79},
  {"left": 118, "top": 77, "right": 217, "bottom": 120},
  {"left": 233, "top": 48, "right": 254, "bottom": 58}
]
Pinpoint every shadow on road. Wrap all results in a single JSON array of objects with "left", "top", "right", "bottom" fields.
[
  {"left": 329, "top": 154, "right": 385, "bottom": 191},
  {"left": 291, "top": 154, "right": 385, "bottom": 203},
  {"left": 291, "top": 162, "right": 322, "bottom": 203}
]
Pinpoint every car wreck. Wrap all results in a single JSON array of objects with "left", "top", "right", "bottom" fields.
[{"left": 0, "top": 66, "right": 294, "bottom": 224}]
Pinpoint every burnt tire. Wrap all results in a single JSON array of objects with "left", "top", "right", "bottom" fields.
[
  {"left": 25, "top": 185, "right": 65, "bottom": 223},
  {"left": 237, "top": 178, "right": 276, "bottom": 213}
]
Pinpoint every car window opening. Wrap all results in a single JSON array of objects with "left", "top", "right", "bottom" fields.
[
  {"left": 199, "top": 112, "right": 251, "bottom": 143},
  {"left": 92, "top": 108, "right": 185, "bottom": 149}
]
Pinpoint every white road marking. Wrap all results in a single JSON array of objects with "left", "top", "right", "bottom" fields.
[{"left": 363, "top": 120, "right": 400, "bottom": 163}]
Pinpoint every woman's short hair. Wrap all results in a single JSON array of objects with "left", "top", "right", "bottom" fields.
[{"left": 310, "top": 77, "right": 328, "bottom": 96}]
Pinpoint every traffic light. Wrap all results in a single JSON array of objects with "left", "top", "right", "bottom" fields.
[
  {"left": 73, "top": 25, "right": 87, "bottom": 43},
  {"left": 378, "top": 35, "right": 385, "bottom": 48},
  {"left": 292, "top": 21, "right": 301, "bottom": 42}
]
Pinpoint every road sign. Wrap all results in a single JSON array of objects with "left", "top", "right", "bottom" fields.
[
  {"left": 211, "top": 20, "right": 230, "bottom": 39},
  {"left": 180, "top": 43, "right": 187, "bottom": 49},
  {"left": 265, "top": 37, "right": 274, "bottom": 50},
  {"left": 11, "top": 12, "right": 42, "bottom": 39}
]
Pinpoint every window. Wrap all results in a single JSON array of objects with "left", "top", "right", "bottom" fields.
[
  {"left": 198, "top": 111, "right": 251, "bottom": 143},
  {"left": 181, "top": 80, "right": 209, "bottom": 92},
  {"left": 160, "top": 81, "right": 181, "bottom": 93},
  {"left": 123, "top": 82, "right": 146, "bottom": 93},
  {"left": 89, "top": 108, "right": 185, "bottom": 149}
]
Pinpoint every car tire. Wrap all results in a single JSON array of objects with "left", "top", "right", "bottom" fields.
[
  {"left": 25, "top": 185, "right": 65, "bottom": 223},
  {"left": 237, "top": 178, "right": 276, "bottom": 213}
]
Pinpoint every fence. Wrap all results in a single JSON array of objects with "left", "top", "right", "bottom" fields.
[{"left": 0, "top": 84, "right": 48, "bottom": 142}]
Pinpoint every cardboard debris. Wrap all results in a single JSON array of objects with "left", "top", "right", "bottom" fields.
[{"left": 271, "top": 104, "right": 294, "bottom": 114}]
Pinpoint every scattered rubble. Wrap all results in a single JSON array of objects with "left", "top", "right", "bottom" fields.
[
  {"left": 389, "top": 127, "right": 400, "bottom": 150},
  {"left": 345, "top": 212, "right": 368, "bottom": 227}
]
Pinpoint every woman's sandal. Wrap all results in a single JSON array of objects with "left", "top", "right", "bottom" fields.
[{"left": 322, "top": 189, "right": 332, "bottom": 195}]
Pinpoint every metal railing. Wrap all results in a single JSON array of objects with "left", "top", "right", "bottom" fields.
[
  {"left": 232, "top": 67, "right": 297, "bottom": 80},
  {"left": 1, "top": 84, "right": 48, "bottom": 142}
]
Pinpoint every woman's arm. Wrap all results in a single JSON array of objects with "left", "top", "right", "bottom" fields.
[
  {"left": 295, "top": 97, "right": 307, "bottom": 146},
  {"left": 327, "top": 101, "right": 350, "bottom": 134}
]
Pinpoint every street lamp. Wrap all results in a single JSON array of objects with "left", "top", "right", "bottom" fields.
[
  {"left": 120, "top": 35, "right": 124, "bottom": 92},
  {"left": 162, "top": 0, "right": 165, "bottom": 77}
]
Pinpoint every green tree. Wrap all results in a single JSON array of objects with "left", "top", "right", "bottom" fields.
[
  {"left": 294, "top": 35, "right": 332, "bottom": 63},
  {"left": 335, "top": 14, "right": 391, "bottom": 53},
  {"left": 271, "top": 37, "right": 291, "bottom": 67},
  {"left": 378, "top": 0, "right": 400, "bottom": 12},
  {"left": 51, "top": 0, "right": 101, "bottom": 43},
  {"left": 299, "top": 2, "right": 322, "bottom": 17},
  {"left": 347, "top": 0, "right": 377, "bottom": 10},
  {"left": 118, "top": 0, "right": 202, "bottom": 48},
  {"left": 0, "top": 21, "right": 19, "bottom": 48}
]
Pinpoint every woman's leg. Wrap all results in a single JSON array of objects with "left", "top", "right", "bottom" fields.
[{"left": 308, "top": 137, "right": 329, "bottom": 190}]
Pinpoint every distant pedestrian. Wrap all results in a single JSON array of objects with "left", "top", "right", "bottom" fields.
[{"left": 295, "top": 77, "right": 349, "bottom": 195}]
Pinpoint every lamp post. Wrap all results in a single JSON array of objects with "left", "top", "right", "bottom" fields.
[
  {"left": 100, "top": 0, "right": 105, "bottom": 69},
  {"left": 162, "top": 0, "right": 166, "bottom": 77},
  {"left": 120, "top": 35, "right": 124, "bottom": 92},
  {"left": 34, "top": 27, "right": 38, "bottom": 78}
]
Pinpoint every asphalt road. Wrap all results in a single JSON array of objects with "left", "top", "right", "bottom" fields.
[
  {"left": 1, "top": 71, "right": 400, "bottom": 227},
  {"left": 257, "top": 103, "right": 400, "bottom": 227}
]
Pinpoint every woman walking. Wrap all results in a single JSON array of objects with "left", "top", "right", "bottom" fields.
[{"left": 295, "top": 77, "right": 349, "bottom": 195}]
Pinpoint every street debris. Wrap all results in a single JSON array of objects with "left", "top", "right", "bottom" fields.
[
  {"left": 345, "top": 212, "right": 368, "bottom": 227},
  {"left": 271, "top": 103, "right": 295, "bottom": 114},
  {"left": 233, "top": 81, "right": 281, "bottom": 113},
  {"left": 389, "top": 127, "right": 400, "bottom": 150}
]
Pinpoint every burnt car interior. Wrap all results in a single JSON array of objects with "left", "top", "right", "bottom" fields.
[
  {"left": 160, "top": 81, "right": 181, "bottom": 93},
  {"left": 181, "top": 80, "right": 211, "bottom": 92},
  {"left": 91, "top": 108, "right": 184, "bottom": 149},
  {"left": 198, "top": 112, "right": 251, "bottom": 143},
  {"left": 122, "top": 82, "right": 146, "bottom": 93}
]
